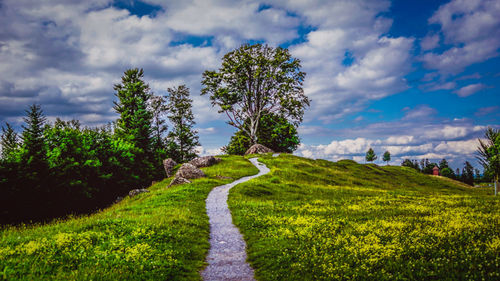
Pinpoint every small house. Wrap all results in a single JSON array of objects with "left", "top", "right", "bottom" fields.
[{"left": 433, "top": 166, "right": 439, "bottom": 176}]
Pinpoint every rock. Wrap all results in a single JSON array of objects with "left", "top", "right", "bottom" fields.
[
  {"left": 168, "top": 177, "right": 191, "bottom": 187},
  {"left": 189, "top": 156, "right": 221, "bottom": 168},
  {"left": 176, "top": 163, "right": 206, "bottom": 179},
  {"left": 114, "top": 196, "right": 124, "bottom": 204},
  {"left": 163, "top": 158, "right": 177, "bottom": 177},
  {"left": 129, "top": 188, "right": 150, "bottom": 197},
  {"left": 244, "top": 144, "right": 274, "bottom": 155}
]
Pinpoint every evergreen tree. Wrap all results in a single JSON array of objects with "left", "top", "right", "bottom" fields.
[
  {"left": 461, "top": 161, "right": 475, "bottom": 185},
  {"left": 113, "top": 68, "right": 156, "bottom": 184},
  {"left": 1, "top": 123, "right": 19, "bottom": 160},
  {"left": 148, "top": 94, "right": 168, "bottom": 153},
  {"left": 382, "top": 151, "right": 391, "bottom": 165},
  {"left": 166, "top": 85, "right": 200, "bottom": 162},
  {"left": 113, "top": 68, "right": 153, "bottom": 156},
  {"left": 21, "top": 104, "right": 48, "bottom": 172},
  {"left": 439, "top": 159, "right": 450, "bottom": 170},
  {"left": 365, "top": 148, "right": 377, "bottom": 163}
]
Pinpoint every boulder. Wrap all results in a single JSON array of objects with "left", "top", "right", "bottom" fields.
[
  {"left": 176, "top": 163, "right": 206, "bottom": 179},
  {"left": 168, "top": 177, "right": 191, "bottom": 187},
  {"left": 189, "top": 156, "right": 221, "bottom": 168},
  {"left": 163, "top": 158, "right": 177, "bottom": 177},
  {"left": 244, "top": 144, "right": 274, "bottom": 155},
  {"left": 129, "top": 188, "right": 150, "bottom": 197}
]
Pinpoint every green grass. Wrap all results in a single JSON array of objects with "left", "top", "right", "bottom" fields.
[
  {"left": 0, "top": 155, "right": 258, "bottom": 280},
  {"left": 229, "top": 154, "right": 500, "bottom": 280}
]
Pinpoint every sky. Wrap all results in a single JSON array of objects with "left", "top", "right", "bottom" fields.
[{"left": 1, "top": 0, "right": 499, "bottom": 170}]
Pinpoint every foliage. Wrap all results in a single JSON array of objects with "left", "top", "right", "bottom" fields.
[
  {"left": 113, "top": 68, "right": 157, "bottom": 183},
  {"left": 229, "top": 154, "right": 500, "bottom": 281},
  {"left": 365, "top": 147, "right": 377, "bottom": 162},
  {"left": 461, "top": 161, "right": 475, "bottom": 185},
  {"left": 166, "top": 85, "right": 199, "bottom": 163},
  {"left": 201, "top": 43, "right": 309, "bottom": 144},
  {"left": 148, "top": 94, "right": 169, "bottom": 159},
  {"left": 440, "top": 167, "right": 455, "bottom": 179},
  {"left": 0, "top": 123, "right": 19, "bottom": 160},
  {"left": 224, "top": 112, "right": 300, "bottom": 155},
  {"left": 477, "top": 127, "right": 500, "bottom": 184},
  {"left": 0, "top": 156, "right": 258, "bottom": 280},
  {"left": 382, "top": 150, "right": 391, "bottom": 165}
]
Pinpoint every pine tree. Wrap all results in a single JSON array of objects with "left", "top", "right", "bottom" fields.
[
  {"left": 1, "top": 123, "right": 19, "bottom": 160},
  {"left": 113, "top": 68, "right": 153, "bottom": 155},
  {"left": 382, "top": 151, "right": 391, "bottom": 165},
  {"left": 365, "top": 147, "right": 377, "bottom": 163},
  {"left": 461, "top": 161, "right": 475, "bottom": 185},
  {"left": 148, "top": 94, "right": 168, "bottom": 153},
  {"left": 166, "top": 85, "right": 200, "bottom": 162},
  {"left": 21, "top": 104, "right": 48, "bottom": 171}
]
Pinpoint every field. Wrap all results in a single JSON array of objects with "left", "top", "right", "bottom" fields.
[
  {"left": 230, "top": 154, "right": 500, "bottom": 280},
  {"left": 0, "top": 155, "right": 258, "bottom": 280}
]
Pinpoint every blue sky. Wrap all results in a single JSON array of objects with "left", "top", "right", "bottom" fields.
[{"left": 0, "top": 0, "right": 499, "bottom": 170}]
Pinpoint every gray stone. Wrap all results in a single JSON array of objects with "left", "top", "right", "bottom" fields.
[
  {"left": 176, "top": 163, "right": 206, "bottom": 179},
  {"left": 244, "top": 144, "right": 274, "bottom": 155},
  {"left": 128, "top": 188, "right": 150, "bottom": 197},
  {"left": 168, "top": 176, "right": 191, "bottom": 187},
  {"left": 163, "top": 158, "right": 177, "bottom": 177},
  {"left": 114, "top": 196, "right": 124, "bottom": 204},
  {"left": 189, "top": 156, "right": 221, "bottom": 168}
]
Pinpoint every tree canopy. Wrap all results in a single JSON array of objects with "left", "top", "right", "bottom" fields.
[
  {"left": 201, "top": 43, "right": 309, "bottom": 145},
  {"left": 477, "top": 127, "right": 500, "bottom": 185},
  {"left": 365, "top": 148, "right": 377, "bottom": 163}
]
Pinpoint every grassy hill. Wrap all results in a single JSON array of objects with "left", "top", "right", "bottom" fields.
[
  {"left": 229, "top": 154, "right": 500, "bottom": 280},
  {"left": 1, "top": 154, "right": 499, "bottom": 280},
  {"left": 0, "top": 156, "right": 258, "bottom": 280}
]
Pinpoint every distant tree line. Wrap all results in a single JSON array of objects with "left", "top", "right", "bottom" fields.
[
  {"left": 401, "top": 158, "right": 479, "bottom": 185},
  {"left": 0, "top": 68, "right": 199, "bottom": 224}
]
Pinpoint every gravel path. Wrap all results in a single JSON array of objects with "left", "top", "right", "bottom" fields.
[{"left": 202, "top": 158, "right": 270, "bottom": 281}]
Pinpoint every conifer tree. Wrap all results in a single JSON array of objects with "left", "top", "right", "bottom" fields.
[
  {"left": 365, "top": 147, "right": 377, "bottom": 163},
  {"left": 149, "top": 94, "right": 168, "bottom": 153},
  {"left": 166, "top": 85, "right": 200, "bottom": 162},
  {"left": 21, "top": 104, "right": 48, "bottom": 171},
  {"left": 1, "top": 123, "right": 19, "bottom": 160},
  {"left": 383, "top": 150, "right": 391, "bottom": 165},
  {"left": 113, "top": 68, "right": 153, "bottom": 155}
]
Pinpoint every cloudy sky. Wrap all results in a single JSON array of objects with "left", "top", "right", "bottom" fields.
[{"left": 1, "top": 0, "right": 499, "bottom": 170}]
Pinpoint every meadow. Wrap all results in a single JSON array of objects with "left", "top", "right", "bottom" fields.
[
  {"left": 0, "top": 155, "right": 258, "bottom": 280},
  {"left": 230, "top": 154, "right": 500, "bottom": 280}
]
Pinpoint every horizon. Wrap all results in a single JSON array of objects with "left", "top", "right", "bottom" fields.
[{"left": 1, "top": 0, "right": 499, "bottom": 171}]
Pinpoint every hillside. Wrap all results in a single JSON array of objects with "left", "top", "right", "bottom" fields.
[
  {"left": 229, "top": 154, "right": 500, "bottom": 280},
  {"left": 1, "top": 154, "right": 499, "bottom": 280}
]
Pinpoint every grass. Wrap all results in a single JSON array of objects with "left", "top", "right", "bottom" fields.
[
  {"left": 229, "top": 154, "right": 500, "bottom": 280},
  {"left": 0, "top": 155, "right": 258, "bottom": 280}
]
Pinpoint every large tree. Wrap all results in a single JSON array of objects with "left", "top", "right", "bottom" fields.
[
  {"left": 223, "top": 112, "right": 300, "bottom": 155},
  {"left": 201, "top": 43, "right": 310, "bottom": 144},
  {"left": 477, "top": 127, "right": 500, "bottom": 193},
  {"left": 166, "top": 85, "right": 199, "bottom": 162},
  {"left": 21, "top": 104, "right": 48, "bottom": 172}
]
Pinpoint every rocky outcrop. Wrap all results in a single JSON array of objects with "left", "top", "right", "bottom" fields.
[
  {"left": 244, "top": 144, "right": 274, "bottom": 155},
  {"left": 189, "top": 156, "right": 221, "bottom": 168},
  {"left": 168, "top": 177, "right": 191, "bottom": 187},
  {"left": 129, "top": 188, "right": 150, "bottom": 197},
  {"left": 176, "top": 163, "right": 206, "bottom": 179},
  {"left": 168, "top": 163, "right": 206, "bottom": 187},
  {"left": 163, "top": 158, "right": 177, "bottom": 177}
]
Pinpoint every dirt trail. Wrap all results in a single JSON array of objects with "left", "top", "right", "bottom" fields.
[{"left": 201, "top": 158, "right": 270, "bottom": 281}]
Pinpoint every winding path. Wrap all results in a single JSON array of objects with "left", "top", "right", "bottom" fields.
[{"left": 202, "top": 158, "right": 270, "bottom": 281}]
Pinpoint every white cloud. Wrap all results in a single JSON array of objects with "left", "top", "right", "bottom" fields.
[
  {"left": 454, "top": 83, "right": 486, "bottom": 97},
  {"left": 402, "top": 105, "right": 437, "bottom": 121},
  {"left": 422, "top": 0, "right": 500, "bottom": 73},
  {"left": 420, "top": 34, "right": 440, "bottom": 51}
]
